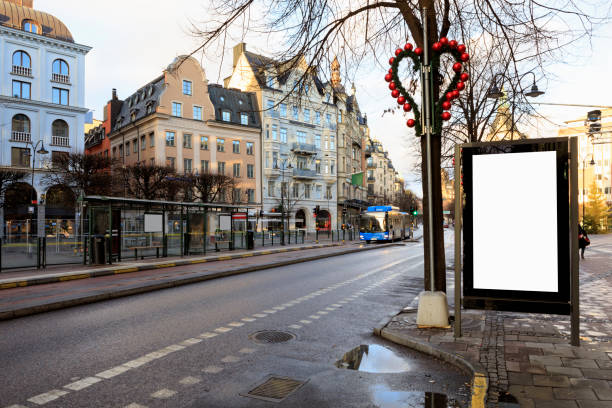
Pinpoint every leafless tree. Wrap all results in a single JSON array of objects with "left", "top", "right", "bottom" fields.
[
  {"left": 118, "top": 163, "right": 177, "bottom": 201},
  {"left": 188, "top": 171, "right": 237, "bottom": 203},
  {"left": 191, "top": 0, "right": 609, "bottom": 291},
  {"left": 43, "top": 153, "right": 113, "bottom": 196},
  {"left": 0, "top": 169, "right": 27, "bottom": 207}
]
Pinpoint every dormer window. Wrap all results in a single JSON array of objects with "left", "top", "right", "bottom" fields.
[
  {"left": 147, "top": 85, "right": 154, "bottom": 97},
  {"left": 22, "top": 20, "right": 40, "bottom": 34},
  {"left": 222, "top": 110, "right": 231, "bottom": 122}
]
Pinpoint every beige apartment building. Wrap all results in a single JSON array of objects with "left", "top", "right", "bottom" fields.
[
  {"left": 365, "top": 139, "right": 398, "bottom": 204},
  {"left": 108, "top": 56, "right": 261, "bottom": 205},
  {"left": 558, "top": 109, "right": 612, "bottom": 227}
]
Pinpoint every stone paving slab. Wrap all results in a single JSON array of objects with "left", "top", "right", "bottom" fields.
[{"left": 378, "top": 233, "right": 612, "bottom": 407}]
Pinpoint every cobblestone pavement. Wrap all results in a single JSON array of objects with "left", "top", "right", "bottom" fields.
[{"left": 381, "top": 233, "right": 612, "bottom": 408}]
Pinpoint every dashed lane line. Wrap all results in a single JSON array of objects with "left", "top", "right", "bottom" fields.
[
  {"left": 179, "top": 376, "right": 201, "bottom": 386},
  {"left": 63, "top": 377, "right": 102, "bottom": 391},
  {"left": 27, "top": 389, "right": 69, "bottom": 405},
  {"left": 202, "top": 365, "right": 223, "bottom": 374},
  {"left": 150, "top": 389, "right": 176, "bottom": 399}
]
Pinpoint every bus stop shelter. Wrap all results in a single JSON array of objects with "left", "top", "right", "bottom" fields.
[{"left": 79, "top": 195, "right": 258, "bottom": 265}]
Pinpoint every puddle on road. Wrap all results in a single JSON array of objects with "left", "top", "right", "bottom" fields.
[
  {"left": 371, "top": 384, "right": 460, "bottom": 408},
  {"left": 335, "top": 344, "right": 412, "bottom": 373}
]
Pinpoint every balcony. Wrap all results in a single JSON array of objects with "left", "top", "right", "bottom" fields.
[
  {"left": 367, "top": 176, "right": 375, "bottom": 182},
  {"left": 52, "top": 136, "right": 70, "bottom": 147},
  {"left": 366, "top": 162, "right": 376, "bottom": 169},
  {"left": 291, "top": 142, "right": 317, "bottom": 155},
  {"left": 51, "top": 73, "right": 70, "bottom": 84},
  {"left": 327, "top": 123, "right": 337, "bottom": 131},
  {"left": 11, "top": 131, "right": 31, "bottom": 143},
  {"left": 292, "top": 168, "right": 318, "bottom": 179},
  {"left": 12, "top": 65, "right": 32, "bottom": 77}
]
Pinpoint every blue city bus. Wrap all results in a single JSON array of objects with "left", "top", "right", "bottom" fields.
[{"left": 359, "top": 205, "right": 411, "bottom": 242}]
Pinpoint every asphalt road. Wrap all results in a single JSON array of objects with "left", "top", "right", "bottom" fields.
[{"left": 0, "top": 241, "right": 470, "bottom": 408}]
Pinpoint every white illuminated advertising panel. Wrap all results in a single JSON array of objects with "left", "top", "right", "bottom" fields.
[
  {"left": 144, "top": 213, "right": 163, "bottom": 233},
  {"left": 472, "top": 151, "right": 558, "bottom": 292}
]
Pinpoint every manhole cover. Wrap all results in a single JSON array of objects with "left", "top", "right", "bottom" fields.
[
  {"left": 249, "top": 330, "right": 295, "bottom": 344},
  {"left": 242, "top": 376, "right": 307, "bottom": 402}
]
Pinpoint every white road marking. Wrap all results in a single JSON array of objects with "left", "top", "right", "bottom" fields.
[
  {"left": 5, "top": 405, "right": 29, "bottom": 408},
  {"left": 214, "top": 327, "right": 232, "bottom": 333},
  {"left": 332, "top": 304, "right": 342, "bottom": 307},
  {"left": 309, "top": 315, "right": 321, "bottom": 319},
  {"left": 124, "top": 403, "right": 148, "bottom": 408},
  {"left": 221, "top": 355, "right": 240, "bottom": 363},
  {"left": 27, "top": 389, "right": 69, "bottom": 405},
  {"left": 63, "top": 377, "right": 102, "bottom": 391},
  {"left": 262, "top": 309, "right": 277, "bottom": 314},
  {"left": 317, "top": 311, "right": 328, "bottom": 315},
  {"left": 253, "top": 313, "right": 267, "bottom": 318},
  {"left": 203, "top": 365, "right": 223, "bottom": 374},
  {"left": 325, "top": 307, "right": 335, "bottom": 311},
  {"left": 95, "top": 365, "right": 131, "bottom": 379},
  {"left": 180, "top": 338, "right": 202, "bottom": 346},
  {"left": 228, "top": 322, "right": 244, "bottom": 327},
  {"left": 288, "top": 324, "right": 302, "bottom": 329},
  {"left": 272, "top": 306, "right": 285, "bottom": 310},
  {"left": 124, "top": 356, "right": 153, "bottom": 368},
  {"left": 299, "top": 320, "right": 312, "bottom": 324},
  {"left": 166, "top": 344, "right": 186, "bottom": 352},
  {"left": 151, "top": 388, "right": 176, "bottom": 399},
  {"left": 241, "top": 317, "right": 256, "bottom": 322},
  {"left": 179, "top": 376, "right": 201, "bottom": 385},
  {"left": 338, "top": 301, "right": 348, "bottom": 304},
  {"left": 199, "top": 332, "right": 218, "bottom": 339}
]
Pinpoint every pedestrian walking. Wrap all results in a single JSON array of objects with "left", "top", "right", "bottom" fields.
[{"left": 579, "top": 224, "right": 590, "bottom": 259}]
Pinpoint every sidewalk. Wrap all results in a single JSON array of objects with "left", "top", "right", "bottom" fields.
[
  {"left": 0, "top": 240, "right": 411, "bottom": 320},
  {"left": 377, "top": 233, "right": 612, "bottom": 408}
]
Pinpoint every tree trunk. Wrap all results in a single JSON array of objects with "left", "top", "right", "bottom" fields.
[{"left": 421, "top": 133, "right": 446, "bottom": 292}]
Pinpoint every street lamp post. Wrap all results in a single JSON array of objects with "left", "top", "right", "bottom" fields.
[
  {"left": 24, "top": 140, "right": 49, "bottom": 206},
  {"left": 487, "top": 71, "right": 545, "bottom": 138},
  {"left": 274, "top": 158, "right": 293, "bottom": 245}
]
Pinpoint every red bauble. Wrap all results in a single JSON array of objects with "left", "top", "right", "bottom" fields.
[
  {"left": 432, "top": 42, "right": 442, "bottom": 52},
  {"left": 457, "top": 44, "right": 466, "bottom": 53},
  {"left": 414, "top": 47, "right": 423, "bottom": 56},
  {"left": 446, "top": 92, "right": 453, "bottom": 101},
  {"left": 395, "top": 48, "right": 403, "bottom": 57},
  {"left": 391, "top": 89, "right": 400, "bottom": 98},
  {"left": 397, "top": 96, "right": 406, "bottom": 105},
  {"left": 384, "top": 73, "right": 393, "bottom": 82},
  {"left": 389, "top": 68, "right": 393, "bottom": 73},
  {"left": 404, "top": 43, "right": 413, "bottom": 51},
  {"left": 439, "top": 37, "right": 449, "bottom": 46},
  {"left": 452, "top": 62, "right": 463, "bottom": 72},
  {"left": 449, "top": 40, "right": 458, "bottom": 49},
  {"left": 460, "top": 72, "right": 469, "bottom": 82},
  {"left": 389, "top": 57, "right": 395, "bottom": 65},
  {"left": 406, "top": 119, "right": 416, "bottom": 128},
  {"left": 452, "top": 89, "right": 460, "bottom": 99},
  {"left": 460, "top": 53, "right": 470, "bottom": 62},
  {"left": 456, "top": 81, "right": 465, "bottom": 91},
  {"left": 441, "top": 112, "right": 451, "bottom": 121},
  {"left": 403, "top": 103, "right": 412, "bottom": 112},
  {"left": 389, "top": 82, "right": 396, "bottom": 90},
  {"left": 442, "top": 101, "right": 451, "bottom": 110}
]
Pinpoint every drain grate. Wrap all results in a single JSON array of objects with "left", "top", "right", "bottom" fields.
[
  {"left": 249, "top": 330, "right": 295, "bottom": 344},
  {"left": 243, "top": 376, "right": 307, "bottom": 402}
]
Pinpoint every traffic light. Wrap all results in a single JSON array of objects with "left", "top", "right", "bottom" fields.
[
  {"left": 410, "top": 207, "right": 418, "bottom": 216},
  {"left": 588, "top": 110, "right": 602, "bottom": 134},
  {"left": 342, "top": 207, "right": 347, "bottom": 216}
]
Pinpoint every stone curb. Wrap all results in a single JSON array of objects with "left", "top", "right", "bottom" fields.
[
  {"left": 374, "top": 326, "right": 487, "bottom": 408},
  {"left": 0, "top": 242, "right": 402, "bottom": 321},
  {"left": 0, "top": 242, "right": 348, "bottom": 290}
]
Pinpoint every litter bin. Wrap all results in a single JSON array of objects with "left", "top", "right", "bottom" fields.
[
  {"left": 92, "top": 235, "right": 106, "bottom": 265},
  {"left": 246, "top": 231, "right": 254, "bottom": 250}
]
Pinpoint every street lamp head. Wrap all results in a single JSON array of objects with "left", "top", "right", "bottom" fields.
[
  {"left": 486, "top": 85, "right": 504, "bottom": 99},
  {"left": 590, "top": 158, "right": 595, "bottom": 166},
  {"left": 524, "top": 84, "right": 544, "bottom": 98},
  {"left": 37, "top": 142, "right": 49, "bottom": 155},
  {"left": 287, "top": 163, "right": 293, "bottom": 169}
]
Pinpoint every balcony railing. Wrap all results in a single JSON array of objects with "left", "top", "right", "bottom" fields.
[
  {"left": 367, "top": 176, "right": 375, "bottom": 181},
  {"left": 11, "top": 131, "right": 31, "bottom": 142},
  {"left": 51, "top": 73, "right": 70, "bottom": 84},
  {"left": 366, "top": 162, "right": 376, "bottom": 169},
  {"left": 52, "top": 136, "right": 70, "bottom": 147},
  {"left": 12, "top": 65, "right": 32, "bottom": 77},
  {"left": 292, "top": 168, "right": 318, "bottom": 179},
  {"left": 291, "top": 142, "right": 317, "bottom": 155}
]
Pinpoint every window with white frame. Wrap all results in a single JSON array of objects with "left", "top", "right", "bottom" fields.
[
  {"left": 200, "top": 136, "right": 208, "bottom": 150},
  {"left": 182, "top": 80, "right": 192, "bottom": 95},
  {"left": 222, "top": 110, "right": 231, "bottom": 122},
  {"left": 304, "top": 109, "right": 310, "bottom": 122},
  {"left": 292, "top": 106, "right": 299, "bottom": 120},
  {"left": 246, "top": 142, "right": 254, "bottom": 155},
  {"left": 268, "top": 180, "right": 276, "bottom": 197},
  {"left": 193, "top": 106, "right": 202, "bottom": 120},
  {"left": 247, "top": 164, "right": 254, "bottom": 178},
  {"left": 241, "top": 113, "right": 248, "bottom": 125},
  {"left": 280, "top": 128, "right": 287, "bottom": 143},
  {"left": 315, "top": 134, "right": 321, "bottom": 149},
  {"left": 184, "top": 159, "right": 192, "bottom": 173},
  {"left": 272, "top": 124, "right": 278, "bottom": 140},
  {"left": 172, "top": 102, "right": 182, "bottom": 117},
  {"left": 297, "top": 131, "right": 306, "bottom": 144},
  {"left": 280, "top": 103, "right": 287, "bottom": 117},
  {"left": 165, "top": 131, "right": 175, "bottom": 146},
  {"left": 315, "top": 111, "right": 321, "bottom": 125},
  {"left": 183, "top": 134, "right": 192, "bottom": 148}
]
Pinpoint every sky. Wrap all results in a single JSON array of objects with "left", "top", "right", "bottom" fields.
[{"left": 37, "top": 0, "right": 612, "bottom": 197}]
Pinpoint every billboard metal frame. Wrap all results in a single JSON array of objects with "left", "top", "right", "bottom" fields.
[{"left": 454, "top": 137, "right": 580, "bottom": 346}]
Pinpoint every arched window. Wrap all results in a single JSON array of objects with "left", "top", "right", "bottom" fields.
[
  {"left": 52, "top": 119, "right": 68, "bottom": 138},
  {"left": 12, "top": 51, "right": 31, "bottom": 68},
  {"left": 22, "top": 19, "right": 40, "bottom": 34},
  {"left": 52, "top": 59, "right": 69, "bottom": 76},
  {"left": 12, "top": 114, "right": 31, "bottom": 134}
]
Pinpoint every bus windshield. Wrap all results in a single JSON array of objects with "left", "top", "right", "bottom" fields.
[{"left": 359, "top": 213, "right": 387, "bottom": 233}]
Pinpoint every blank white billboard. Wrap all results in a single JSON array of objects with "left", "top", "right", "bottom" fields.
[
  {"left": 472, "top": 151, "right": 558, "bottom": 292},
  {"left": 144, "top": 213, "right": 163, "bottom": 233}
]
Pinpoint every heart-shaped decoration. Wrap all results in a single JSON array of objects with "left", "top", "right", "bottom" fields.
[{"left": 385, "top": 37, "right": 469, "bottom": 135}]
